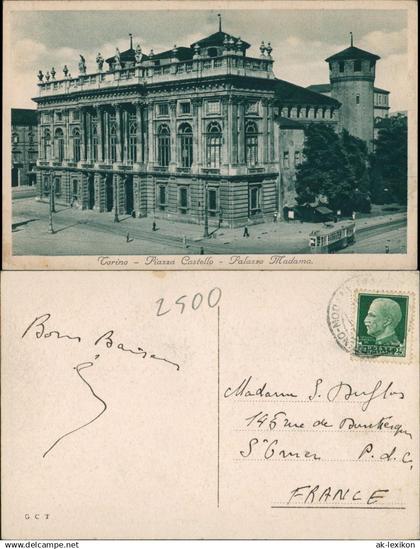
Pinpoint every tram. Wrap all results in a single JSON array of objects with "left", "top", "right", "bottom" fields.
[{"left": 309, "top": 222, "right": 356, "bottom": 253}]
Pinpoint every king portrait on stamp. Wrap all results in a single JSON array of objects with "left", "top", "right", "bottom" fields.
[{"left": 355, "top": 293, "right": 409, "bottom": 357}]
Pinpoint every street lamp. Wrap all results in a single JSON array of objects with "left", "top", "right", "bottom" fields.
[
  {"left": 48, "top": 178, "right": 55, "bottom": 234},
  {"left": 113, "top": 177, "right": 119, "bottom": 223}
]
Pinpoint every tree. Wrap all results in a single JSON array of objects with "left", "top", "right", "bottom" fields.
[
  {"left": 295, "top": 123, "right": 371, "bottom": 215},
  {"left": 371, "top": 114, "right": 407, "bottom": 205}
]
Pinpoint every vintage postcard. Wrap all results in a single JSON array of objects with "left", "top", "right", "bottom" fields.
[
  {"left": 1, "top": 270, "right": 418, "bottom": 539},
  {"left": 2, "top": 0, "right": 417, "bottom": 270}
]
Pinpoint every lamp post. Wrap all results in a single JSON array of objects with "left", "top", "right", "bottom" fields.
[
  {"left": 48, "top": 178, "right": 55, "bottom": 234},
  {"left": 114, "top": 176, "right": 119, "bottom": 223},
  {"left": 203, "top": 179, "right": 209, "bottom": 238}
]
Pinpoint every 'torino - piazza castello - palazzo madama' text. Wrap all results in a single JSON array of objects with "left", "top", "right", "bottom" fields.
[{"left": 34, "top": 19, "right": 385, "bottom": 227}]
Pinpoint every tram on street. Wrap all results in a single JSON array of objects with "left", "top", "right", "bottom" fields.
[{"left": 309, "top": 222, "right": 356, "bottom": 253}]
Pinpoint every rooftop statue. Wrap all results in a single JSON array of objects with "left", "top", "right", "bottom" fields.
[
  {"left": 96, "top": 52, "right": 104, "bottom": 71},
  {"left": 63, "top": 65, "right": 69, "bottom": 77},
  {"left": 37, "top": 70, "right": 44, "bottom": 82},
  {"left": 134, "top": 44, "right": 143, "bottom": 64},
  {"left": 115, "top": 47, "right": 122, "bottom": 68},
  {"left": 79, "top": 54, "right": 87, "bottom": 74}
]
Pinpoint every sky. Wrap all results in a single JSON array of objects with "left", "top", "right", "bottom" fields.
[{"left": 8, "top": 7, "right": 408, "bottom": 111}]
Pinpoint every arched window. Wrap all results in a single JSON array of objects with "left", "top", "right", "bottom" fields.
[
  {"left": 92, "top": 121, "right": 98, "bottom": 162},
  {"left": 43, "top": 129, "right": 51, "bottom": 160},
  {"left": 157, "top": 124, "right": 171, "bottom": 167},
  {"left": 12, "top": 133, "right": 19, "bottom": 145},
  {"left": 206, "top": 122, "right": 222, "bottom": 168},
  {"left": 72, "top": 128, "right": 81, "bottom": 162},
  {"left": 110, "top": 122, "right": 117, "bottom": 163},
  {"left": 54, "top": 128, "right": 65, "bottom": 162},
  {"left": 128, "top": 122, "right": 137, "bottom": 164},
  {"left": 178, "top": 123, "right": 193, "bottom": 168},
  {"left": 245, "top": 121, "right": 258, "bottom": 166}
]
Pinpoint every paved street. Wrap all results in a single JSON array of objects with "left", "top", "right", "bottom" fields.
[{"left": 11, "top": 197, "right": 407, "bottom": 256}]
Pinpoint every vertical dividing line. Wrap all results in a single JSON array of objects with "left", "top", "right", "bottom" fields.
[{"left": 217, "top": 305, "right": 220, "bottom": 508}]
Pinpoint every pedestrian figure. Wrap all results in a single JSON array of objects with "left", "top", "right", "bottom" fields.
[
  {"left": 200, "top": 247, "right": 204, "bottom": 255},
  {"left": 243, "top": 226, "right": 250, "bottom": 238},
  {"left": 152, "top": 221, "right": 157, "bottom": 231},
  {"left": 352, "top": 211, "right": 356, "bottom": 221},
  {"left": 183, "top": 235, "right": 187, "bottom": 248},
  {"left": 70, "top": 195, "right": 76, "bottom": 208},
  {"left": 273, "top": 211, "right": 278, "bottom": 223},
  {"left": 385, "top": 245, "right": 390, "bottom": 254},
  {"left": 131, "top": 210, "right": 136, "bottom": 218},
  {"left": 126, "top": 232, "right": 133, "bottom": 243}
]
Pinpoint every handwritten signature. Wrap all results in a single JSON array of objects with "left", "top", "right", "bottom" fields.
[{"left": 22, "top": 313, "right": 181, "bottom": 457}]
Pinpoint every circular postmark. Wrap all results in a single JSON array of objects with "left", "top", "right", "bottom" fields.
[{"left": 327, "top": 274, "right": 376, "bottom": 354}]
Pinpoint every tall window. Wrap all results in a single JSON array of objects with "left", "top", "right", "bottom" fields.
[
  {"left": 178, "top": 186, "right": 189, "bottom": 213},
  {"left": 158, "top": 184, "right": 167, "bottom": 210},
  {"left": 245, "top": 121, "right": 258, "bottom": 166},
  {"left": 12, "top": 133, "right": 19, "bottom": 145},
  {"left": 178, "top": 123, "right": 193, "bottom": 168},
  {"left": 54, "top": 128, "right": 65, "bottom": 162},
  {"left": 206, "top": 122, "right": 222, "bottom": 168},
  {"left": 72, "top": 128, "right": 81, "bottom": 162},
  {"left": 354, "top": 60, "right": 362, "bottom": 72},
  {"left": 157, "top": 124, "right": 171, "bottom": 167},
  {"left": 339, "top": 61, "right": 345, "bottom": 73},
  {"left": 43, "top": 129, "right": 51, "bottom": 160},
  {"left": 356, "top": 94, "right": 360, "bottom": 105},
  {"left": 110, "top": 122, "right": 117, "bottom": 163},
  {"left": 92, "top": 119, "right": 98, "bottom": 162},
  {"left": 283, "top": 151, "right": 290, "bottom": 169},
  {"left": 128, "top": 121, "right": 137, "bottom": 163},
  {"left": 249, "top": 185, "right": 261, "bottom": 216}
]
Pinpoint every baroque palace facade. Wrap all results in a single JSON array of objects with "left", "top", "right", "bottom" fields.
[{"left": 34, "top": 26, "right": 379, "bottom": 227}]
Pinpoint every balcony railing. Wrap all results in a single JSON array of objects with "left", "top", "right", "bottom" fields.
[{"left": 37, "top": 53, "right": 274, "bottom": 98}]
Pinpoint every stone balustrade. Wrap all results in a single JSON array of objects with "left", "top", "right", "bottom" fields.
[{"left": 37, "top": 54, "right": 274, "bottom": 97}]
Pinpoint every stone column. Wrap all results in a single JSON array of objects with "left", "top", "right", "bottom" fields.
[
  {"left": 135, "top": 102, "right": 143, "bottom": 164},
  {"left": 80, "top": 109, "right": 86, "bottom": 161},
  {"left": 147, "top": 103, "right": 153, "bottom": 165},
  {"left": 237, "top": 99, "right": 245, "bottom": 165},
  {"left": 86, "top": 110, "right": 92, "bottom": 162},
  {"left": 169, "top": 100, "right": 177, "bottom": 169},
  {"left": 191, "top": 98, "right": 202, "bottom": 169},
  {"left": 230, "top": 98, "right": 238, "bottom": 165},
  {"left": 103, "top": 110, "right": 109, "bottom": 163},
  {"left": 93, "top": 172, "right": 102, "bottom": 211},
  {"left": 262, "top": 99, "right": 269, "bottom": 164},
  {"left": 122, "top": 109, "right": 128, "bottom": 163},
  {"left": 64, "top": 109, "right": 70, "bottom": 161},
  {"left": 96, "top": 105, "right": 104, "bottom": 162},
  {"left": 221, "top": 97, "right": 229, "bottom": 166},
  {"left": 268, "top": 100, "right": 275, "bottom": 162},
  {"left": 80, "top": 172, "right": 89, "bottom": 209},
  {"left": 115, "top": 104, "right": 122, "bottom": 162}
]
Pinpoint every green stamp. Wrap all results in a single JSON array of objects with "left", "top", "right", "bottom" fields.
[{"left": 355, "top": 293, "right": 409, "bottom": 357}]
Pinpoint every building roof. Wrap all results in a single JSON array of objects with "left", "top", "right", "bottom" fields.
[
  {"left": 274, "top": 79, "right": 341, "bottom": 107},
  {"left": 106, "top": 47, "right": 149, "bottom": 64},
  {"left": 277, "top": 116, "right": 305, "bottom": 130},
  {"left": 307, "top": 83, "right": 390, "bottom": 95},
  {"left": 191, "top": 31, "right": 250, "bottom": 50},
  {"left": 374, "top": 86, "right": 390, "bottom": 94},
  {"left": 11, "top": 108, "right": 37, "bottom": 126},
  {"left": 325, "top": 45, "right": 380, "bottom": 63},
  {"left": 152, "top": 46, "right": 194, "bottom": 61}
]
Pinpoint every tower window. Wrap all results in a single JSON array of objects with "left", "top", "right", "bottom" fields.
[
  {"left": 339, "top": 61, "right": 345, "bottom": 73},
  {"left": 356, "top": 94, "right": 360, "bottom": 105},
  {"left": 354, "top": 60, "right": 362, "bottom": 72}
]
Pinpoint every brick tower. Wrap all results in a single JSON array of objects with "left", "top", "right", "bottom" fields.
[{"left": 326, "top": 33, "right": 380, "bottom": 151}]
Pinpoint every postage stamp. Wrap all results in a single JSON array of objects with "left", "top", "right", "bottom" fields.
[{"left": 354, "top": 293, "right": 409, "bottom": 357}]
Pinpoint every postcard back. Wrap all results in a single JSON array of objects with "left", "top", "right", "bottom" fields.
[{"left": 1, "top": 271, "right": 418, "bottom": 539}]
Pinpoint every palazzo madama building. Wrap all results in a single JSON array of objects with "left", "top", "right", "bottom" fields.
[{"left": 33, "top": 25, "right": 352, "bottom": 227}]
